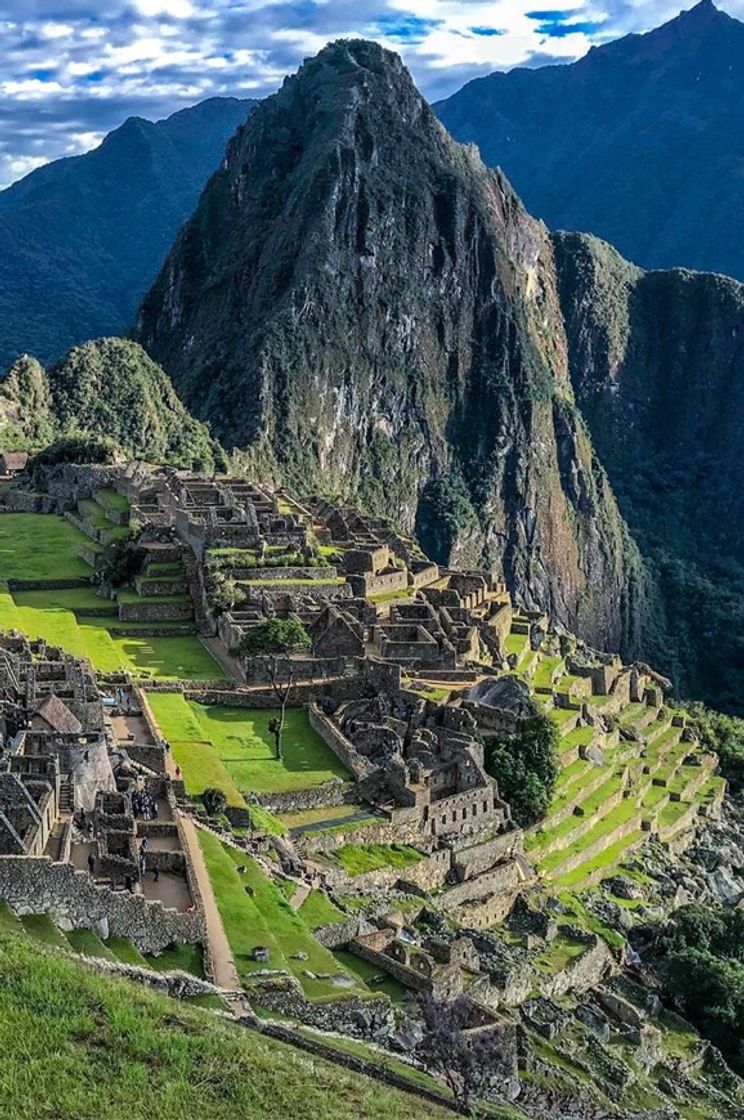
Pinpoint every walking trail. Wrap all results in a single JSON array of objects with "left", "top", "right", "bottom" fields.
[{"left": 178, "top": 814, "right": 247, "bottom": 1008}]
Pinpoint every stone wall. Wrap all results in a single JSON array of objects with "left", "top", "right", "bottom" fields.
[
  {"left": 540, "top": 936, "right": 615, "bottom": 1001},
  {"left": 241, "top": 656, "right": 349, "bottom": 686},
  {"left": 0, "top": 856, "right": 204, "bottom": 952},
  {"left": 243, "top": 1017, "right": 466, "bottom": 1115},
  {"left": 233, "top": 566, "right": 339, "bottom": 582},
  {"left": 118, "top": 599, "right": 194, "bottom": 622},
  {"left": 255, "top": 781, "right": 358, "bottom": 814},
  {"left": 244, "top": 978, "right": 394, "bottom": 1038},
  {"left": 241, "top": 582, "right": 352, "bottom": 604},
  {"left": 308, "top": 704, "right": 375, "bottom": 779},
  {"left": 348, "top": 568, "right": 408, "bottom": 598},
  {"left": 452, "top": 829, "right": 524, "bottom": 882},
  {"left": 313, "top": 914, "right": 365, "bottom": 948},
  {"left": 438, "top": 860, "right": 521, "bottom": 912}
]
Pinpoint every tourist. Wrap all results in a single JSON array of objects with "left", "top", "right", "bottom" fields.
[
  {"left": 124, "top": 875, "right": 133, "bottom": 893},
  {"left": 175, "top": 765, "right": 181, "bottom": 780},
  {"left": 87, "top": 852, "right": 95, "bottom": 874},
  {"left": 153, "top": 866, "right": 160, "bottom": 883}
]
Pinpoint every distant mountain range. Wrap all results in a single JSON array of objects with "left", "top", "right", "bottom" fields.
[
  {"left": 0, "top": 97, "right": 254, "bottom": 367},
  {"left": 436, "top": 0, "right": 744, "bottom": 281}
]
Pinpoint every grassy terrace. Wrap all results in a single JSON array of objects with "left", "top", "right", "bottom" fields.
[
  {"left": 148, "top": 693, "right": 351, "bottom": 802},
  {"left": 504, "top": 632, "right": 527, "bottom": 658},
  {"left": 0, "top": 932, "right": 443, "bottom": 1120},
  {"left": 198, "top": 832, "right": 365, "bottom": 1001},
  {"left": 0, "top": 513, "right": 91, "bottom": 580},
  {"left": 0, "top": 513, "right": 220, "bottom": 680},
  {"left": 532, "top": 655, "right": 563, "bottom": 691},
  {"left": 325, "top": 843, "right": 423, "bottom": 877},
  {"left": 93, "top": 488, "right": 130, "bottom": 514}
]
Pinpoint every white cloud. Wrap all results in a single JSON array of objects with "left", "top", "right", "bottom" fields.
[{"left": 0, "top": 0, "right": 741, "bottom": 189}]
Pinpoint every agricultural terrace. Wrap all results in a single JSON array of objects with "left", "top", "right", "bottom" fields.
[
  {"left": 197, "top": 832, "right": 369, "bottom": 1001},
  {"left": 147, "top": 693, "right": 351, "bottom": 802},
  {"left": 0, "top": 513, "right": 221, "bottom": 680}
]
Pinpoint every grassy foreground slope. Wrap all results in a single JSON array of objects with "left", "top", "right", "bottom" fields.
[{"left": 0, "top": 932, "right": 443, "bottom": 1120}]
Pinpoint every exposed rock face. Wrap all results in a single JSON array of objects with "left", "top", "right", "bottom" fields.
[
  {"left": 136, "top": 40, "right": 646, "bottom": 657},
  {"left": 555, "top": 231, "right": 744, "bottom": 711}
]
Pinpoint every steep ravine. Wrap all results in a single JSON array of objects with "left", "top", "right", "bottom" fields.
[{"left": 135, "top": 40, "right": 647, "bottom": 659}]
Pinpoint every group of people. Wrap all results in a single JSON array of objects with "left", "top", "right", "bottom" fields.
[{"left": 132, "top": 788, "right": 158, "bottom": 820}]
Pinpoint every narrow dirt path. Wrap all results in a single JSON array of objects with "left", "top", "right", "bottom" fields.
[{"left": 179, "top": 815, "right": 246, "bottom": 1005}]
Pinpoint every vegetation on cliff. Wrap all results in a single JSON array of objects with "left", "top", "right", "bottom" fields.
[
  {"left": 0, "top": 338, "right": 223, "bottom": 472},
  {"left": 484, "top": 703, "right": 560, "bottom": 826},
  {"left": 555, "top": 229, "right": 744, "bottom": 713}
]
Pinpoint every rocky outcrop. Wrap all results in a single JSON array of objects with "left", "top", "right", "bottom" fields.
[{"left": 136, "top": 40, "right": 647, "bottom": 658}]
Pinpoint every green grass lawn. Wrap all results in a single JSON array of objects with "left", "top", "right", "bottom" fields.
[
  {"left": 327, "top": 843, "right": 423, "bottom": 876},
  {"left": 298, "top": 890, "right": 345, "bottom": 929},
  {"left": 0, "top": 512, "right": 220, "bottom": 680},
  {"left": 533, "top": 655, "right": 564, "bottom": 690},
  {"left": 93, "top": 488, "right": 130, "bottom": 514},
  {"left": 148, "top": 693, "right": 351, "bottom": 796},
  {"left": 0, "top": 931, "right": 444, "bottom": 1120},
  {"left": 0, "top": 513, "right": 91, "bottom": 580},
  {"left": 278, "top": 804, "right": 365, "bottom": 830},
  {"left": 197, "top": 831, "right": 364, "bottom": 1001},
  {"left": 0, "top": 582, "right": 220, "bottom": 680}
]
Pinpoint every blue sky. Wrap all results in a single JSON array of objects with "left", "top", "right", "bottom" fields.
[{"left": 0, "top": 0, "right": 740, "bottom": 187}]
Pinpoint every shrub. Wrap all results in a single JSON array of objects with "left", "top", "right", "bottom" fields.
[
  {"left": 32, "top": 433, "right": 120, "bottom": 466},
  {"left": 202, "top": 787, "right": 227, "bottom": 817},
  {"left": 483, "top": 701, "right": 560, "bottom": 826}
]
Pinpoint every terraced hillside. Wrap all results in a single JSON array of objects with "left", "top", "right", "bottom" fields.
[
  {"left": 501, "top": 613, "right": 726, "bottom": 896},
  {"left": 0, "top": 509, "right": 221, "bottom": 679},
  {"left": 0, "top": 927, "right": 448, "bottom": 1120}
]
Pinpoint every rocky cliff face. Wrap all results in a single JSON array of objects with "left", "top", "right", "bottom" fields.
[
  {"left": 555, "top": 231, "right": 744, "bottom": 710},
  {"left": 135, "top": 40, "right": 646, "bottom": 657}
]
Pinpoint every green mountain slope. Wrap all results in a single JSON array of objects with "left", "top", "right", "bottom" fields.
[
  {"left": 135, "top": 39, "right": 646, "bottom": 660},
  {"left": 555, "top": 231, "right": 744, "bottom": 711},
  {"left": 435, "top": 0, "right": 744, "bottom": 281},
  {"left": 0, "top": 97, "right": 255, "bottom": 368},
  {"left": 0, "top": 931, "right": 443, "bottom": 1120},
  {"left": 0, "top": 338, "right": 222, "bottom": 471}
]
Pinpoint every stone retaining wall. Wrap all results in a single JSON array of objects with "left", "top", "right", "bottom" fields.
[
  {"left": 255, "top": 781, "right": 358, "bottom": 814},
  {"left": 119, "top": 599, "right": 194, "bottom": 622},
  {"left": 309, "top": 704, "right": 375, "bottom": 779},
  {"left": 0, "top": 856, "right": 204, "bottom": 952},
  {"left": 540, "top": 936, "right": 615, "bottom": 1001},
  {"left": 438, "top": 860, "right": 521, "bottom": 911},
  {"left": 242, "top": 1017, "right": 465, "bottom": 1115},
  {"left": 452, "top": 829, "right": 524, "bottom": 882}
]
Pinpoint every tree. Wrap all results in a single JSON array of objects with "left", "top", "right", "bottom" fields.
[
  {"left": 483, "top": 700, "right": 559, "bottom": 826},
  {"left": 236, "top": 618, "right": 311, "bottom": 759},
  {"left": 31, "top": 433, "right": 120, "bottom": 466},
  {"left": 93, "top": 534, "right": 146, "bottom": 591},
  {"left": 202, "top": 787, "right": 227, "bottom": 818},
  {"left": 415, "top": 995, "right": 504, "bottom": 1114}
]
